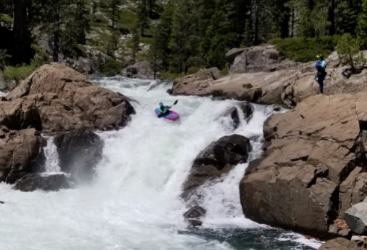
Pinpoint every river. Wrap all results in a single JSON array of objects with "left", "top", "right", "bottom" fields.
[{"left": 0, "top": 78, "right": 321, "bottom": 250}]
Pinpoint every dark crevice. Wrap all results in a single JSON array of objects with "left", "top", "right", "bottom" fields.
[
  {"left": 359, "top": 121, "right": 367, "bottom": 131},
  {"left": 307, "top": 169, "right": 329, "bottom": 188},
  {"left": 327, "top": 186, "right": 340, "bottom": 226}
]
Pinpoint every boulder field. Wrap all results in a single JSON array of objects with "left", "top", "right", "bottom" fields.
[
  {"left": 0, "top": 64, "right": 135, "bottom": 191},
  {"left": 169, "top": 45, "right": 367, "bottom": 107},
  {"left": 240, "top": 92, "right": 367, "bottom": 240}
]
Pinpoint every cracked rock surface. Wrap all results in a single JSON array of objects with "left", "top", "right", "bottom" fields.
[
  {"left": 240, "top": 93, "right": 367, "bottom": 239},
  {"left": 6, "top": 64, "right": 135, "bottom": 132}
]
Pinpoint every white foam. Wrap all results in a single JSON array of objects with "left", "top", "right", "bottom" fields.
[{"left": 0, "top": 78, "right": 319, "bottom": 250}]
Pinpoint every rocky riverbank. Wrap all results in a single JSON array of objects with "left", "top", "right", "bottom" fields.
[
  {"left": 169, "top": 45, "right": 367, "bottom": 107},
  {"left": 168, "top": 45, "right": 367, "bottom": 248},
  {"left": 0, "top": 64, "right": 135, "bottom": 191}
]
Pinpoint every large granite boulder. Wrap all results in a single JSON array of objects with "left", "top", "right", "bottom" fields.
[
  {"left": 0, "top": 128, "right": 45, "bottom": 184},
  {"left": 345, "top": 202, "right": 367, "bottom": 234},
  {"left": 318, "top": 238, "right": 363, "bottom": 250},
  {"left": 14, "top": 173, "right": 72, "bottom": 192},
  {"left": 339, "top": 167, "right": 367, "bottom": 217},
  {"left": 182, "top": 134, "right": 251, "bottom": 201},
  {"left": 54, "top": 128, "right": 103, "bottom": 181},
  {"left": 240, "top": 92, "right": 367, "bottom": 239},
  {"left": 6, "top": 64, "right": 135, "bottom": 132},
  {"left": 171, "top": 68, "right": 221, "bottom": 96},
  {"left": 121, "top": 61, "right": 154, "bottom": 79},
  {"left": 228, "top": 45, "right": 297, "bottom": 74}
]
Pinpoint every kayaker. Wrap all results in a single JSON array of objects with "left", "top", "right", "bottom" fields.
[{"left": 158, "top": 102, "right": 172, "bottom": 117}]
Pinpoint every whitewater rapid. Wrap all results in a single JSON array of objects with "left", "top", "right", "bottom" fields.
[{"left": 0, "top": 78, "right": 321, "bottom": 250}]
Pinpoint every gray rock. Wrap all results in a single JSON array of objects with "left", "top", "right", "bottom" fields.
[
  {"left": 229, "top": 45, "right": 297, "bottom": 74},
  {"left": 226, "top": 48, "right": 246, "bottom": 63},
  {"left": 121, "top": 61, "right": 154, "bottom": 79},
  {"left": 182, "top": 134, "right": 251, "bottom": 201},
  {"left": 73, "top": 57, "right": 97, "bottom": 74},
  {"left": 14, "top": 173, "right": 72, "bottom": 192},
  {"left": 183, "top": 206, "right": 206, "bottom": 219},
  {"left": 0, "top": 70, "right": 7, "bottom": 91},
  {"left": 221, "top": 107, "right": 240, "bottom": 130},
  {"left": 184, "top": 206, "right": 206, "bottom": 228},
  {"left": 345, "top": 202, "right": 367, "bottom": 234},
  {"left": 239, "top": 102, "right": 254, "bottom": 122},
  {"left": 54, "top": 128, "right": 104, "bottom": 182}
]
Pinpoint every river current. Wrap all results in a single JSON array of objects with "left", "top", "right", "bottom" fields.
[{"left": 0, "top": 78, "right": 321, "bottom": 250}]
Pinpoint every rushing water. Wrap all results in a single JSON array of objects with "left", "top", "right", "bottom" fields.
[{"left": 0, "top": 78, "right": 321, "bottom": 250}]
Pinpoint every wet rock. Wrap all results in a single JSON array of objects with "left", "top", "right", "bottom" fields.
[
  {"left": 0, "top": 128, "right": 45, "bottom": 184},
  {"left": 239, "top": 102, "right": 254, "bottom": 122},
  {"left": 318, "top": 238, "right": 363, "bottom": 250},
  {"left": 184, "top": 206, "right": 206, "bottom": 219},
  {"left": 182, "top": 134, "right": 251, "bottom": 201},
  {"left": 221, "top": 107, "right": 240, "bottom": 130},
  {"left": 14, "top": 173, "right": 72, "bottom": 192},
  {"left": 184, "top": 206, "right": 206, "bottom": 228},
  {"left": 54, "top": 128, "right": 103, "bottom": 181},
  {"left": 345, "top": 202, "right": 367, "bottom": 234}
]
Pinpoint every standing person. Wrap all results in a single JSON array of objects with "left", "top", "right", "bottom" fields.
[{"left": 315, "top": 54, "right": 327, "bottom": 94}]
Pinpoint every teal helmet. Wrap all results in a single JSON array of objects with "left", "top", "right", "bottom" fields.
[{"left": 159, "top": 102, "right": 163, "bottom": 106}]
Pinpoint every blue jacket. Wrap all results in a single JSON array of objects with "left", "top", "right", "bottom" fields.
[{"left": 316, "top": 60, "right": 327, "bottom": 75}]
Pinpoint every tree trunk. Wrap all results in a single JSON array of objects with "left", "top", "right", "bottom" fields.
[
  {"left": 281, "top": 1, "right": 290, "bottom": 38},
  {"left": 53, "top": 1, "right": 60, "bottom": 62},
  {"left": 253, "top": 0, "right": 260, "bottom": 44},
  {"left": 328, "top": 0, "right": 335, "bottom": 35},
  {"left": 13, "top": 0, "right": 28, "bottom": 63}
]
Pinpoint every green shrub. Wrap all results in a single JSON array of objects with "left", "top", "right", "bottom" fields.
[
  {"left": 187, "top": 67, "right": 200, "bottom": 75},
  {"left": 118, "top": 9, "right": 138, "bottom": 31},
  {"left": 242, "top": 83, "right": 253, "bottom": 89},
  {"left": 0, "top": 14, "right": 13, "bottom": 25},
  {"left": 267, "top": 36, "right": 340, "bottom": 62},
  {"left": 31, "top": 44, "right": 51, "bottom": 67},
  {"left": 337, "top": 33, "right": 366, "bottom": 71},
  {"left": 4, "top": 64, "right": 36, "bottom": 82},
  {"left": 159, "top": 71, "right": 185, "bottom": 80},
  {"left": 102, "top": 58, "right": 126, "bottom": 76}
]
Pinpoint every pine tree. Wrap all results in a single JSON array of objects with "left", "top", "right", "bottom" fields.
[
  {"left": 108, "top": 0, "right": 122, "bottom": 29},
  {"left": 334, "top": 0, "right": 360, "bottom": 35},
  {"left": 169, "top": 2, "right": 191, "bottom": 73},
  {"left": 136, "top": 0, "right": 149, "bottom": 36},
  {"left": 34, "top": 0, "right": 90, "bottom": 61},
  {"left": 130, "top": 25, "right": 140, "bottom": 64},
  {"left": 356, "top": 0, "right": 367, "bottom": 49},
  {"left": 148, "top": 0, "right": 175, "bottom": 74},
  {"left": 242, "top": 20, "right": 253, "bottom": 47}
]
